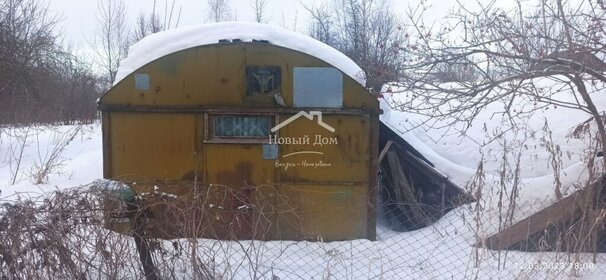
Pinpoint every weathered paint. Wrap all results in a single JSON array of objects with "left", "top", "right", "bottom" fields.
[
  {"left": 101, "top": 44, "right": 373, "bottom": 108},
  {"left": 99, "top": 42, "right": 380, "bottom": 241},
  {"left": 109, "top": 112, "right": 198, "bottom": 181}
]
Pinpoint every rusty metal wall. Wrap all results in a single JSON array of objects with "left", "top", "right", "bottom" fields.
[{"left": 99, "top": 42, "right": 380, "bottom": 241}]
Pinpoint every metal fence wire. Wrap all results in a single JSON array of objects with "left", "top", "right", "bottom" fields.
[{"left": 1, "top": 181, "right": 605, "bottom": 280}]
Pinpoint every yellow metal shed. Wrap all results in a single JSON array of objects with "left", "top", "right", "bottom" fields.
[{"left": 98, "top": 23, "right": 381, "bottom": 241}]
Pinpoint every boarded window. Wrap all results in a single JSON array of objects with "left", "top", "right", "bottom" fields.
[
  {"left": 293, "top": 67, "right": 343, "bottom": 108},
  {"left": 213, "top": 116, "right": 271, "bottom": 138},
  {"left": 246, "top": 66, "right": 281, "bottom": 96}
]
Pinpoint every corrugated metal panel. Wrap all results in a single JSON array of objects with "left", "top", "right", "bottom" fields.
[
  {"left": 293, "top": 67, "right": 343, "bottom": 108},
  {"left": 101, "top": 44, "right": 380, "bottom": 241}
]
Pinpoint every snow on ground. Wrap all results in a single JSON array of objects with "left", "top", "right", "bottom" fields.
[
  {"left": 0, "top": 122, "right": 102, "bottom": 200},
  {"left": 0, "top": 122, "right": 604, "bottom": 278},
  {"left": 0, "top": 119, "right": 605, "bottom": 278},
  {"left": 114, "top": 22, "right": 366, "bottom": 87},
  {"left": 145, "top": 205, "right": 605, "bottom": 279},
  {"left": 2, "top": 77, "right": 606, "bottom": 278}
]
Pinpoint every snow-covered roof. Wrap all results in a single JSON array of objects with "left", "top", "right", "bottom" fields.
[
  {"left": 380, "top": 78, "right": 605, "bottom": 200},
  {"left": 114, "top": 22, "right": 366, "bottom": 86}
]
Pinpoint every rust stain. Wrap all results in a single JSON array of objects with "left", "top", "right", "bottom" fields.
[
  {"left": 280, "top": 169, "right": 308, "bottom": 182},
  {"left": 210, "top": 162, "right": 256, "bottom": 239},
  {"left": 180, "top": 170, "right": 204, "bottom": 181},
  {"left": 216, "top": 161, "right": 254, "bottom": 187},
  {"left": 100, "top": 43, "right": 380, "bottom": 241}
]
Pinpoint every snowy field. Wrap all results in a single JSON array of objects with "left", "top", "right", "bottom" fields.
[
  {"left": 0, "top": 112, "right": 605, "bottom": 279},
  {"left": 2, "top": 74, "right": 606, "bottom": 278},
  {"left": 0, "top": 123, "right": 102, "bottom": 200},
  {"left": 2, "top": 0, "right": 606, "bottom": 277}
]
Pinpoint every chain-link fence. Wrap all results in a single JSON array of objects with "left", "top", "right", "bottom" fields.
[{"left": 1, "top": 182, "right": 605, "bottom": 280}]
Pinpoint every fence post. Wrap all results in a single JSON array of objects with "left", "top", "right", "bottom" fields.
[{"left": 127, "top": 202, "right": 160, "bottom": 280}]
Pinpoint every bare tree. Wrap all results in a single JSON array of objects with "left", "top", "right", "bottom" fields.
[
  {"left": 0, "top": 0, "right": 57, "bottom": 124},
  {"left": 132, "top": 12, "right": 161, "bottom": 44},
  {"left": 306, "top": 3, "right": 334, "bottom": 45},
  {"left": 94, "top": 0, "right": 129, "bottom": 87},
  {"left": 206, "top": 0, "right": 232, "bottom": 22},
  {"left": 131, "top": 0, "right": 182, "bottom": 43},
  {"left": 0, "top": 0, "right": 101, "bottom": 125},
  {"left": 400, "top": 0, "right": 606, "bottom": 154},
  {"left": 396, "top": 0, "right": 606, "bottom": 204},
  {"left": 305, "top": 0, "right": 407, "bottom": 92},
  {"left": 250, "top": 0, "right": 269, "bottom": 23}
]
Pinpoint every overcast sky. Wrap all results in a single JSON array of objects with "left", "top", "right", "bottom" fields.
[
  {"left": 46, "top": 0, "right": 523, "bottom": 66},
  {"left": 46, "top": 0, "right": 527, "bottom": 47},
  {"left": 48, "top": 1, "right": 440, "bottom": 49},
  {"left": 49, "top": 0, "right": 326, "bottom": 51}
]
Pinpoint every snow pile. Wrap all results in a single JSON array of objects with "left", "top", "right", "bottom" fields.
[
  {"left": 380, "top": 78, "right": 606, "bottom": 232},
  {"left": 114, "top": 22, "right": 366, "bottom": 86}
]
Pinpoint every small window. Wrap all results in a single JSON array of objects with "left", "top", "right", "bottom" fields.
[
  {"left": 246, "top": 66, "right": 281, "bottom": 96},
  {"left": 293, "top": 67, "right": 343, "bottom": 108},
  {"left": 135, "top": 74, "right": 150, "bottom": 90},
  {"left": 213, "top": 115, "right": 271, "bottom": 138}
]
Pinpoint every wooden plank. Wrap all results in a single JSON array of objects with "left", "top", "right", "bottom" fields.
[
  {"left": 128, "top": 203, "right": 160, "bottom": 280},
  {"left": 378, "top": 140, "right": 393, "bottom": 164},
  {"left": 367, "top": 115, "right": 380, "bottom": 240},
  {"left": 385, "top": 140, "right": 473, "bottom": 204},
  {"left": 102, "top": 112, "right": 112, "bottom": 179},
  {"left": 481, "top": 187, "right": 592, "bottom": 250},
  {"left": 386, "top": 150, "right": 431, "bottom": 228}
]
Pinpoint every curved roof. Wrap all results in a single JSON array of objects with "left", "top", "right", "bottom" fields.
[{"left": 114, "top": 22, "right": 366, "bottom": 86}]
